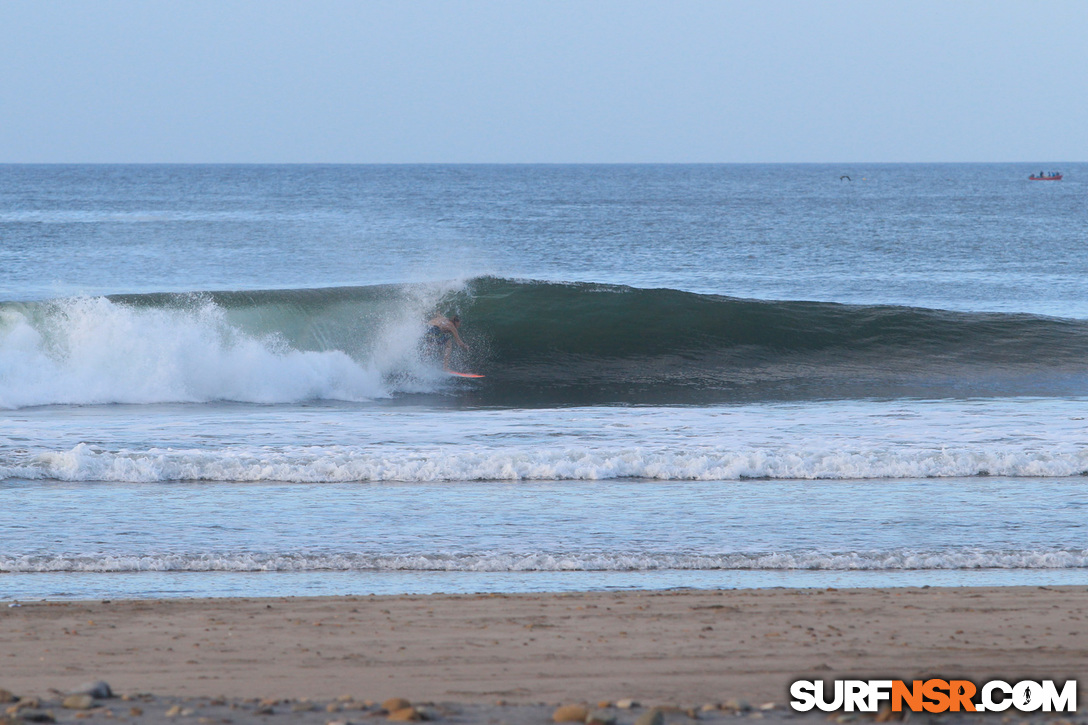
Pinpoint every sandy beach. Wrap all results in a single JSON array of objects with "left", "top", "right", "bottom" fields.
[{"left": 3, "top": 586, "right": 1086, "bottom": 714}]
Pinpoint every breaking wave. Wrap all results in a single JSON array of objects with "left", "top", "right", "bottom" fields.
[
  {"left": 3, "top": 549, "right": 1086, "bottom": 573},
  {"left": 3, "top": 277, "right": 1088, "bottom": 407},
  {"left": 5, "top": 442, "right": 1088, "bottom": 482}
]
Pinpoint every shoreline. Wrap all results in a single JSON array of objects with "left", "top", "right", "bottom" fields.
[
  {"left": 3, "top": 586, "right": 1087, "bottom": 709},
  {"left": 7, "top": 568, "right": 1088, "bottom": 602}
]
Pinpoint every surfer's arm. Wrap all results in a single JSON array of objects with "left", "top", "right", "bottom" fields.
[{"left": 448, "top": 327, "right": 469, "bottom": 349}]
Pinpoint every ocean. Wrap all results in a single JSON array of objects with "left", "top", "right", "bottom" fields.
[{"left": 2, "top": 163, "right": 1087, "bottom": 600}]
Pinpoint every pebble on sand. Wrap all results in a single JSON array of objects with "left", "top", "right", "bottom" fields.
[
  {"left": 61, "top": 695, "right": 94, "bottom": 710},
  {"left": 633, "top": 707, "right": 664, "bottom": 725},
  {"left": 6, "top": 697, "right": 40, "bottom": 714},
  {"left": 615, "top": 699, "right": 639, "bottom": 710},
  {"left": 0, "top": 691, "right": 17, "bottom": 705},
  {"left": 383, "top": 698, "right": 412, "bottom": 712},
  {"left": 586, "top": 709, "right": 617, "bottom": 725},
  {"left": 552, "top": 704, "right": 589, "bottom": 723},
  {"left": 387, "top": 706, "right": 422, "bottom": 721},
  {"left": 68, "top": 682, "right": 112, "bottom": 700}
]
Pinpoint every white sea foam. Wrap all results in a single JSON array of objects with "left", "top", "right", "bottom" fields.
[
  {"left": 0, "top": 295, "right": 449, "bottom": 408},
  {"left": 4, "top": 442, "right": 1088, "bottom": 482},
  {"left": 2, "top": 549, "right": 1086, "bottom": 573}
]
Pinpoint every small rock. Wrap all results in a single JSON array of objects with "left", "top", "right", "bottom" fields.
[
  {"left": 326, "top": 703, "right": 341, "bottom": 713},
  {"left": 553, "top": 704, "right": 589, "bottom": 723},
  {"left": 634, "top": 708, "right": 664, "bottom": 725},
  {"left": 596, "top": 701, "right": 612, "bottom": 709},
  {"left": 701, "top": 703, "right": 718, "bottom": 712},
  {"left": 0, "top": 691, "right": 17, "bottom": 705},
  {"left": 834, "top": 716, "right": 856, "bottom": 724},
  {"left": 292, "top": 702, "right": 316, "bottom": 712},
  {"left": 8, "top": 698, "right": 40, "bottom": 713},
  {"left": 165, "top": 705, "right": 183, "bottom": 717},
  {"left": 129, "top": 707, "right": 144, "bottom": 716},
  {"left": 615, "top": 699, "right": 638, "bottom": 710},
  {"left": 337, "top": 695, "right": 354, "bottom": 703},
  {"left": 326, "top": 721, "right": 351, "bottom": 725},
  {"left": 69, "top": 682, "right": 112, "bottom": 700},
  {"left": 253, "top": 706, "right": 275, "bottom": 715},
  {"left": 18, "top": 710, "right": 56, "bottom": 723},
  {"left": 758, "top": 703, "right": 776, "bottom": 711},
  {"left": 383, "top": 699, "right": 412, "bottom": 713},
  {"left": 586, "top": 710, "right": 616, "bottom": 725},
  {"left": 723, "top": 699, "right": 751, "bottom": 713},
  {"left": 61, "top": 695, "right": 94, "bottom": 711},
  {"left": 387, "top": 707, "right": 421, "bottom": 722}
]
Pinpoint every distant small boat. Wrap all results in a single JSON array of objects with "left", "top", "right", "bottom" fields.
[{"left": 1029, "top": 173, "right": 1062, "bottom": 181}]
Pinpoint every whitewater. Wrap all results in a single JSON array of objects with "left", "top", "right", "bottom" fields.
[{"left": 2, "top": 163, "right": 1088, "bottom": 599}]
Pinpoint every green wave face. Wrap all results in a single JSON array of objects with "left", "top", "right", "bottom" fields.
[{"left": 450, "top": 278, "right": 1088, "bottom": 403}]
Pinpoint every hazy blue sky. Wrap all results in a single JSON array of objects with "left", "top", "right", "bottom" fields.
[{"left": 1, "top": 1, "right": 1085, "bottom": 163}]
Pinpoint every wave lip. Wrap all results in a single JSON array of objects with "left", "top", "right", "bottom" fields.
[
  {"left": 3, "top": 549, "right": 1086, "bottom": 573},
  {"left": 5, "top": 443, "right": 1088, "bottom": 482}
]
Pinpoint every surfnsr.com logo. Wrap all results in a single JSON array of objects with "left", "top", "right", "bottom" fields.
[{"left": 790, "top": 679, "right": 1077, "bottom": 713}]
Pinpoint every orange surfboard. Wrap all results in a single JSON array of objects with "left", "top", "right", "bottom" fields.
[{"left": 447, "top": 371, "right": 485, "bottom": 378}]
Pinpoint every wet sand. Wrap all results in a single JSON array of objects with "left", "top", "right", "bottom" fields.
[{"left": 2, "top": 586, "right": 1086, "bottom": 715}]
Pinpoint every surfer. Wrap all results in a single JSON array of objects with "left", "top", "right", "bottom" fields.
[{"left": 425, "top": 314, "right": 469, "bottom": 371}]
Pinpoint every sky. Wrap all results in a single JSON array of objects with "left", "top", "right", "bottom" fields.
[{"left": 0, "top": 0, "right": 1085, "bottom": 163}]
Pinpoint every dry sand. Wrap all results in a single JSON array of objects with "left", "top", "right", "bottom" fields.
[{"left": 2, "top": 586, "right": 1086, "bottom": 713}]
